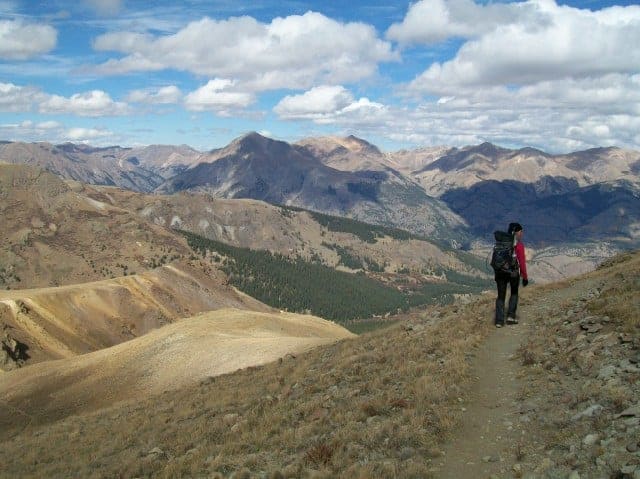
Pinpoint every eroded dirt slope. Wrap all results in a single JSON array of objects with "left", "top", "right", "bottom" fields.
[
  {"left": 0, "top": 164, "right": 193, "bottom": 290},
  {"left": 0, "top": 261, "right": 270, "bottom": 366}
]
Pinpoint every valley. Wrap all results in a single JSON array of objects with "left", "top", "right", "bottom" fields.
[{"left": 0, "top": 134, "right": 638, "bottom": 478}]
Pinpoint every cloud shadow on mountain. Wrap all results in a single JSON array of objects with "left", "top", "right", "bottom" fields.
[{"left": 440, "top": 176, "right": 640, "bottom": 246}]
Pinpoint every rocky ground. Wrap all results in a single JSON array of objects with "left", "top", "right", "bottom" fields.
[
  {"left": 435, "top": 252, "right": 640, "bottom": 478},
  {"left": 512, "top": 266, "right": 640, "bottom": 478}
]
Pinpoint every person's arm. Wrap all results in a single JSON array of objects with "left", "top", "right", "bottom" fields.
[{"left": 515, "top": 242, "right": 528, "bottom": 281}]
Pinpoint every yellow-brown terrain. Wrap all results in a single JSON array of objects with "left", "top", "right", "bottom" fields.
[
  {"left": 78, "top": 183, "right": 477, "bottom": 278},
  {"left": 0, "top": 308, "right": 353, "bottom": 429},
  {"left": 0, "top": 261, "right": 271, "bottom": 365},
  {"left": 0, "top": 250, "right": 636, "bottom": 478},
  {"left": 0, "top": 164, "right": 193, "bottom": 289},
  {"left": 0, "top": 160, "right": 638, "bottom": 478}
]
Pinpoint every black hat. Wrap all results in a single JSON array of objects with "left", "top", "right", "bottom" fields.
[{"left": 508, "top": 222, "right": 523, "bottom": 235}]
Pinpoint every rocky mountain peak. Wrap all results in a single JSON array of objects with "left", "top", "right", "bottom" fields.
[
  {"left": 516, "top": 146, "right": 549, "bottom": 157},
  {"left": 343, "top": 135, "right": 383, "bottom": 156},
  {"left": 465, "top": 141, "right": 509, "bottom": 158},
  {"left": 223, "top": 131, "right": 295, "bottom": 159},
  {"left": 296, "top": 135, "right": 382, "bottom": 157}
]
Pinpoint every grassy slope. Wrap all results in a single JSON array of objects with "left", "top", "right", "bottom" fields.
[
  {"left": 508, "top": 251, "right": 640, "bottom": 477},
  {"left": 0, "top": 251, "right": 636, "bottom": 478},
  {"left": 0, "top": 298, "right": 493, "bottom": 478},
  {"left": 0, "top": 309, "right": 353, "bottom": 428}
]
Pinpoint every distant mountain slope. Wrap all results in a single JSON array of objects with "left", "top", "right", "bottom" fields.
[
  {"left": 296, "top": 135, "right": 392, "bottom": 172},
  {"left": 0, "top": 164, "right": 197, "bottom": 289},
  {"left": 3, "top": 135, "right": 639, "bottom": 251},
  {"left": 92, "top": 185, "right": 476, "bottom": 277},
  {"left": 380, "top": 141, "right": 640, "bottom": 247},
  {"left": 0, "top": 141, "right": 201, "bottom": 191},
  {"left": 157, "top": 132, "right": 465, "bottom": 239},
  {"left": 387, "top": 145, "right": 452, "bottom": 173},
  {"left": 180, "top": 230, "right": 489, "bottom": 321},
  {"left": 441, "top": 177, "right": 640, "bottom": 244},
  {"left": 0, "top": 161, "right": 487, "bottom": 299},
  {"left": 393, "top": 142, "right": 640, "bottom": 197}
]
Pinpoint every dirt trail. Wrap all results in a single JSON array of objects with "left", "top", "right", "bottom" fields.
[
  {"left": 435, "top": 320, "right": 529, "bottom": 478},
  {"left": 433, "top": 284, "right": 583, "bottom": 478}
]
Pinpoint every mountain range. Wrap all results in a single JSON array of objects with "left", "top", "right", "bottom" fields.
[
  {"left": 0, "top": 134, "right": 638, "bottom": 477},
  {"left": 0, "top": 162, "right": 491, "bottom": 373},
  {"left": 2, "top": 133, "right": 638, "bottom": 248}
]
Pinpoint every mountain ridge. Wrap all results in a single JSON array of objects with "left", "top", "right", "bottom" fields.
[
  {"left": 2, "top": 134, "right": 639, "bottom": 248},
  {"left": 156, "top": 132, "right": 465, "bottom": 239}
]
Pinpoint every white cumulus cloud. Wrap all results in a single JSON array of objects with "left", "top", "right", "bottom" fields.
[
  {"left": 386, "top": 0, "right": 526, "bottom": 44},
  {"left": 269, "top": 74, "right": 640, "bottom": 153},
  {"left": 127, "top": 85, "right": 182, "bottom": 104},
  {"left": 184, "top": 79, "right": 255, "bottom": 112},
  {"left": 275, "top": 85, "right": 355, "bottom": 117},
  {"left": 39, "top": 90, "right": 129, "bottom": 116},
  {"left": 0, "top": 119, "right": 116, "bottom": 144},
  {"left": 382, "top": 1, "right": 640, "bottom": 151},
  {"left": 0, "top": 20, "right": 57, "bottom": 60},
  {"left": 0, "top": 83, "right": 130, "bottom": 117},
  {"left": 91, "top": 11, "right": 397, "bottom": 90},
  {"left": 407, "top": 1, "right": 640, "bottom": 92},
  {"left": 274, "top": 85, "right": 385, "bottom": 125},
  {"left": 0, "top": 82, "right": 46, "bottom": 111},
  {"left": 66, "top": 127, "right": 112, "bottom": 141}
]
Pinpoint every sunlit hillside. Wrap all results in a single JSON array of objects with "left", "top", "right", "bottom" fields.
[{"left": 1, "top": 250, "right": 636, "bottom": 478}]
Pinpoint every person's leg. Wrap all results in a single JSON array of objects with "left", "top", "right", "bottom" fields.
[
  {"left": 507, "top": 275, "right": 520, "bottom": 322},
  {"left": 495, "top": 277, "right": 508, "bottom": 326}
]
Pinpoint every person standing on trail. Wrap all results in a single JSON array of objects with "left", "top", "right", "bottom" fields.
[{"left": 494, "top": 222, "right": 529, "bottom": 327}]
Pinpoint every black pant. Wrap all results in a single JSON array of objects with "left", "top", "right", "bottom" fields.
[{"left": 495, "top": 273, "right": 519, "bottom": 324}]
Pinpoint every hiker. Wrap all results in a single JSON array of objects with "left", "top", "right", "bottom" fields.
[{"left": 494, "top": 222, "right": 529, "bottom": 327}]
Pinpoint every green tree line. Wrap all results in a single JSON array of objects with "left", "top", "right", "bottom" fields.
[
  {"left": 180, "top": 230, "right": 488, "bottom": 322},
  {"left": 181, "top": 230, "right": 413, "bottom": 321}
]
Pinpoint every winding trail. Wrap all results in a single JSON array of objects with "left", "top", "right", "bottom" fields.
[
  {"left": 432, "top": 286, "right": 576, "bottom": 478},
  {"left": 435, "top": 320, "right": 529, "bottom": 478}
]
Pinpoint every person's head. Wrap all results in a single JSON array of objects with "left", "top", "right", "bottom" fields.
[{"left": 508, "top": 222, "right": 523, "bottom": 239}]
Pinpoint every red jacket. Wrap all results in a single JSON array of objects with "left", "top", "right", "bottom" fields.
[{"left": 514, "top": 241, "right": 528, "bottom": 280}]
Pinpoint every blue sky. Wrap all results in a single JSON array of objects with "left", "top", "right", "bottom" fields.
[{"left": 1, "top": 0, "right": 639, "bottom": 153}]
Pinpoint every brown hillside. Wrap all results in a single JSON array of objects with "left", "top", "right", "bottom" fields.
[
  {"left": 0, "top": 260, "right": 271, "bottom": 368},
  {"left": 0, "top": 164, "right": 194, "bottom": 290},
  {"left": 0, "top": 141, "right": 202, "bottom": 190},
  {"left": 0, "top": 251, "right": 636, "bottom": 478},
  {"left": 0, "top": 163, "right": 483, "bottom": 286},
  {"left": 295, "top": 135, "right": 391, "bottom": 172},
  {"left": 0, "top": 309, "right": 353, "bottom": 429},
  {"left": 79, "top": 184, "right": 480, "bottom": 278}
]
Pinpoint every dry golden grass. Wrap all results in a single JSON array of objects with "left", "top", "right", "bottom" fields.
[
  {"left": 0, "top": 261, "right": 271, "bottom": 365},
  {"left": 0, "top": 297, "right": 493, "bottom": 478},
  {"left": 587, "top": 274, "right": 640, "bottom": 331},
  {"left": 4, "top": 250, "right": 638, "bottom": 478},
  {"left": 0, "top": 308, "right": 353, "bottom": 430}
]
